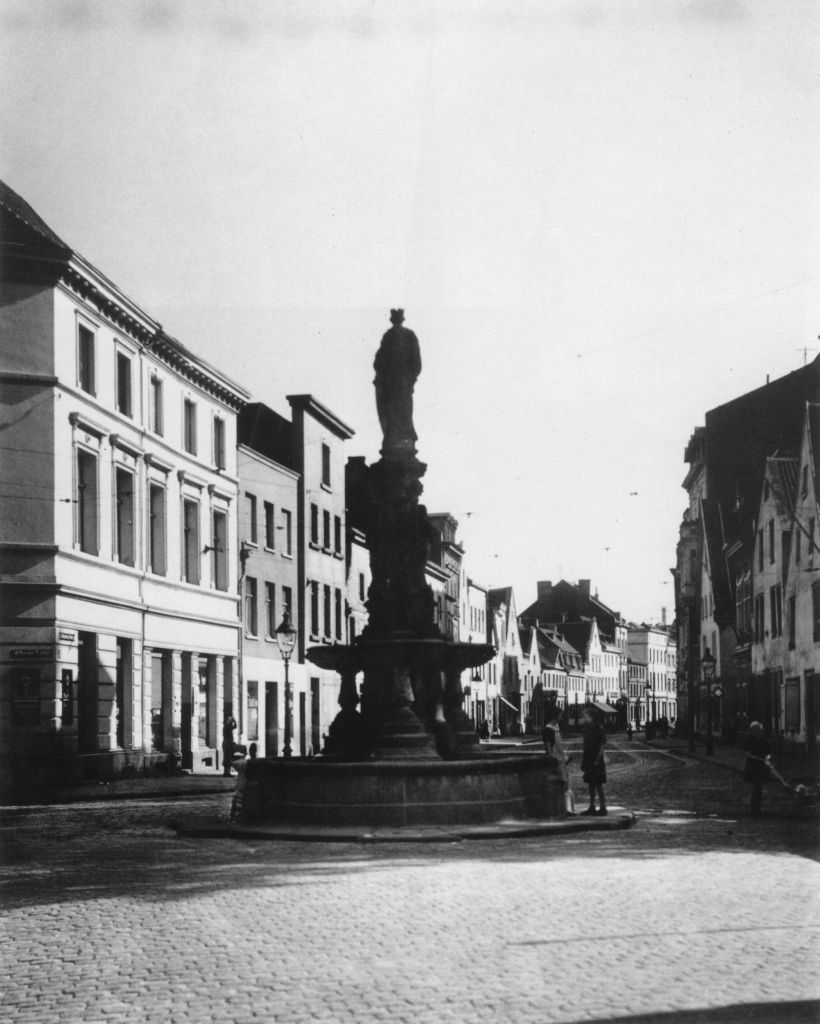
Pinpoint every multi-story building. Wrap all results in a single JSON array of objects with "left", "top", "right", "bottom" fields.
[
  {"left": 288, "top": 394, "right": 354, "bottom": 755},
  {"left": 487, "top": 587, "right": 523, "bottom": 734},
  {"left": 674, "top": 358, "right": 819, "bottom": 749},
  {"left": 0, "top": 180, "right": 249, "bottom": 789},
  {"left": 627, "top": 624, "right": 677, "bottom": 732},
  {"left": 463, "top": 575, "right": 490, "bottom": 729},
  {"left": 427, "top": 513, "right": 464, "bottom": 642},
  {"left": 236, "top": 431, "right": 299, "bottom": 758}
]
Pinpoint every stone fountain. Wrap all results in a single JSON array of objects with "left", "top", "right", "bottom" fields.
[{"left": 232, "top": 311, "right": 565, "bottom": 828}]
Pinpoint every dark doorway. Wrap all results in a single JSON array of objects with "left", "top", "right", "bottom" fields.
[
  {"left": 806, "top": 673, "right": 819, "bottom": 754},
  {"left": 265, "top": 681, "right": 279, "bottom": 757},
  {"left": 310, "top": 676, "right": 321, "bottom": 755},
  {"left": 77, "top": 631, "right": 98, "bottom": 753},
  {"left": 150, "top": 653, "right": 164, "bottom": 751},
  {"left": 181, "top": 653, "right": 193, "bottom": 770}
]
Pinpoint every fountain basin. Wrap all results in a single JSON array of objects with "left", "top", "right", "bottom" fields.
[{"left": 232, "top": 752, "right": 565, "bottom": 827}]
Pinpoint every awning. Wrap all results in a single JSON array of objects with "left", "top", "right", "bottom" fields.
[
  {"left": 499, "top": 695, "right": 518, "bottom": 711},
  {"left": 591, "top": 701, "right": 618, "bottom": 714}
]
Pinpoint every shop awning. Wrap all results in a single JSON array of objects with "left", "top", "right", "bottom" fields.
[
  {"left": 591, "top": 701, "right": 618, "bottom": 714},
  {"left": 499, "top": 695, "right": 518, "bottom": 711}
]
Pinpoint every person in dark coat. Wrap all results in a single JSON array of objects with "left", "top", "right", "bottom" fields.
[
  {"left": 580, "top": 708, "right": 607, "bottom": 816},
  {"left": 222, "top": 715, "right": 237, "bottom": 777},
  {"left": 743, "top": 721, "right": 771, "bottom": 817}
]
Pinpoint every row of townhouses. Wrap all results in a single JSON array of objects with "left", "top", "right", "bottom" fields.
[
  {"left": 674, "top": 359, "right": 820, "bottom": 753},
  {"left": 3, "top": 180, "right": 812, "bottom": 790}
]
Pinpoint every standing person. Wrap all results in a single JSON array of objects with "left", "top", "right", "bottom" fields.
[
  {"left": 543, "top": 708, "right": 573, "bottom": 814},
  {"left": 580, "top": 708, "right": 607, "bottom": 816},
  {"left": 222, "top": 715, "right": 237, "bottom": 777},
  {"left": 626, "top": 723, "right": 633, "bottom": 742},
  {"left": 744, "top": 721, "right": 771, "bottom": 817}
]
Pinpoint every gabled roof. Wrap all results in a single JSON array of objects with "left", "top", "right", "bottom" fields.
[
  {"left": 519, "top": 579, "right": 622, "bottom": 641},
  {"left": 535, "top": 626, "right": 582, "bottom": 671}
]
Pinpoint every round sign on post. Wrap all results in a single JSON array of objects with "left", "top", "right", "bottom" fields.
[{"left": 712, "top": 687, "right": 723, "bottom": 698}]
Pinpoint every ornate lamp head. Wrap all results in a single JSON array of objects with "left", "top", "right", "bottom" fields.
[{"left": 389, "top": 308, "right": 405, "bottom": 326}]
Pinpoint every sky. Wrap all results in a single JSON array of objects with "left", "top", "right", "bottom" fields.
[{"left": 2, "top": 0, "right": 819, "bottom": 624}]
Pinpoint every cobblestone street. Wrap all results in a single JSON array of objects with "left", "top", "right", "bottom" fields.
[{"left": 1, "top": 741, "right": 818, "bottom": 1024}]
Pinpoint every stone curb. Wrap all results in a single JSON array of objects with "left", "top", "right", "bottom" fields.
[{"left": 175, "top": 811, "right": 636, "bottom": 843}]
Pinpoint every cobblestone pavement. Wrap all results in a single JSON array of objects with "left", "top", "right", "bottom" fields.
[{"left": 1, "top": 741, "right": 818, "bottom": 1024}]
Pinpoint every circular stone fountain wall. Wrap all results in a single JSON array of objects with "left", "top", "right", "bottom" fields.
[{"left": 233, "top": 753, "right": 564, "bottom": 828}]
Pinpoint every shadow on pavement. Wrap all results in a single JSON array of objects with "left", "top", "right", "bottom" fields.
[{"left": 585, "top": 999, "right": 819, "bottom": 1024}]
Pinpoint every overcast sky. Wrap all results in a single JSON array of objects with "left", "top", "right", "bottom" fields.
[{"left": 2, "top": 0, "right": 818, "bottom": 624}]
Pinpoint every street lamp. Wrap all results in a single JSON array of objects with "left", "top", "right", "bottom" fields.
[
  {"left": 275, "top": 609, "right": 297, "bottom": 758},
  {"left": 702, "top": 647, "right": 716, "bottom": 756}
]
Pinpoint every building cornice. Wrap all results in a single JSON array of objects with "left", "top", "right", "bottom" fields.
[{"left": 287, "top": 394, "right": 355, "bottom": 440}]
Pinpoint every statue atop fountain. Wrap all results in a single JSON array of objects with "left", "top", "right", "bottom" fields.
[{"left": 231, "top": 311, "right": 570, "bottom": 828}]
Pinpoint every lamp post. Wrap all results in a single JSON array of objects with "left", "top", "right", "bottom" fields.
[
  {"left": 275, "top": 609, "right": 297, "bottom": 758},
  {"left": 702, "top": 646, "right": 716, "bottom": 756}
]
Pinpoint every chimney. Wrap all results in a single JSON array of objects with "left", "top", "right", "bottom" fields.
[
  {"left": 578, "top": 579, "right": 591, "bottom": 599},
  {"left": 537, "top": 580, "right": 552, "bottom": 600},
  {"left": 661, "top": 607, "right": 667, "bottom": 626}
]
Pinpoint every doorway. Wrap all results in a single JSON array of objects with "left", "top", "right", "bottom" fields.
[
  {"left": 77, "top": 631, "right": 97, "bottom": 753},
  {"left": 265, "top": 681, "right": 279, "bottom": 757}
]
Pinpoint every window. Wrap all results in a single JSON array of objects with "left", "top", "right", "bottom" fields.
[
  {"left": 265, "top": 582, "right": 276, "bottom": 637},
  {"left": 212, "top": 510, "right": 228, "bottom": 591},
  {"left": 213, "top": 416, "right": 226, "bottom": 470},
  {"left": 183, "top": 399, "right": 197, "bottom": 455},
  {"left": 282, "top": 585, "right": 292, "bottom": 618},
  {"left": 334, "top": 515, "right": 342, "bottom": 555},
  {"left": 321, "top": 443, "right": 331, "bottom": 487},
  {"left": 310, "top": 581, "right": 319, "bottom": 637},
  {"left": 753, "top": 594, "right": 765, "bottom": 643},
  {"left": 76, "top": 448, "right": 98, "bottom": 554},
  {"left": 182, "top": 498, "right": 200, "bottom": 584},
  {"left": 78, "top": 324, "right": 95, "bottom": 394},
  {"left": 323, "top": 584, "right": 331, "bottom": 637},
  {"left": 310, "top": 503, "right": 319, "bottom": 545},
  {"left": 149, "top": 483, "right": 166, "bottom": 575},
  {"left": 264, "top": 501, "right": 275, "bottom": 549},
  {"left": 784, "top": 680, "right": 801, "bottom": 732},
  {"left": 770, "top": 584, "right": 782, "bottom": 638},
  {"left": 757, "top": 529, "right": 764, "bottom": 572},
  {"left": 115, "top": 467, "right": 135, "bottom": 567},
  {"left": 788, "top": 596, "right": 796, "bottom": 649},
  {"left": 245, "top": 577, "right": 258, "bottom": 635},
  {"left": 334, "top": 587, "right": 342, "bottom": 640},
  {"left": 116, "top": 351, "right": 132, "bottom": 417},
  {"left": 768, "top": 520, "right": 775, "bottom": 564},
  {"left": 246, "top": 493, "right": 257, "bottom": 545},
  {"left": 282, "top": 509, "right": 292, "bottom": 555},
  {"left": 796, "top": 528, "right": 802, "bottom": 564},
  {"left": 359, "top": 573, "right": 365, "bottom": 602},
  {"left": 150, "top": 376, "right": 163, "bottom": 435},
  {"left": 803, "top": 466, "right": 809, "bottom": 497},
  {"left": 323, "top": 509, "right": 331, "bottom": 550}
]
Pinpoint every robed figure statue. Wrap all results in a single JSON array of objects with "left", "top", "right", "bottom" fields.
[{"left": 373, "top": 309, "right": 421, "bottom": 456}]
